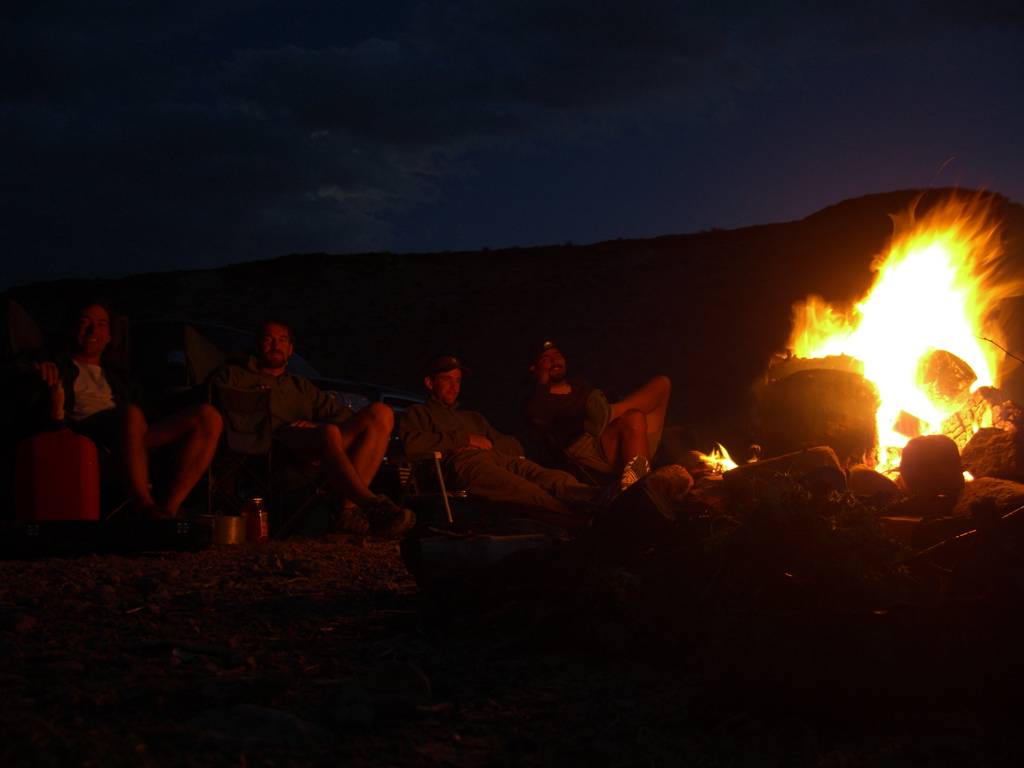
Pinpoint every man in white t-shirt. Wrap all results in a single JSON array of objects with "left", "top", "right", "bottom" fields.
[{"left": 33, "top": 300, "right": 222, "bottom": 519}]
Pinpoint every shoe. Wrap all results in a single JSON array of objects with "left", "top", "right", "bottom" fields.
[
  {"left": 327, "top": 506, "right": 371, "bottom": 539},
  {"left": 620, "top": 455, "right": 650, "bottom": 491},
  {"left": 363, "top": 494, "right": 416, "bottom": 539}
]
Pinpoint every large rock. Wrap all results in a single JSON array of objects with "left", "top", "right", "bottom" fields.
[
  {"left": 960, "top": 427, "right": 1024, "bottom": 483},
  {"left": 722, "top": 446, "right": 842, "bottom": 495},
  {"left": 898, "top": 434, "right": 964, "bottom": 497},
  {"left": 847, "top": 464, "right": 900, "bottom": 499},
  {"left": 952, "top": 476, "right": 1024, "bottom": 518},
  {"left": 644, "top": 464, "right": 695, "bottom": 508}
]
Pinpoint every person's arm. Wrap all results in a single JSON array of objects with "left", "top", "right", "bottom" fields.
[
  {"left": 491, "top": 431, "right": 524, "bottom": 457},
  {"left": 32, "top": 361, "right": 66, "bottom": 421},
  {"left": 400, "top": 404, "right": 470, "bottom": 457},
  {"left": 306, "top": 381, "right": 352, "bottom": 425}
]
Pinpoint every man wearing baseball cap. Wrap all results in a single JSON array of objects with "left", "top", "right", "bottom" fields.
[
  {"left": 524, "top": 340, "right": 671, "bottom": 481},
  {"left": 400, "top": 354, "right": 599, "bottom": 533}
]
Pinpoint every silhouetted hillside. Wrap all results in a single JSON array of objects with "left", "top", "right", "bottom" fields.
[{"left": 8, "top": 188, "right": 1024, "bottom": 457}]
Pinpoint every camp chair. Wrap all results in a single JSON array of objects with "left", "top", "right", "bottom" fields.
[
  {"left": 208, "top": 383, "right": 275, "bottom": 513},
  {"left": 208, "top": 381, "right": 330, "bottom": 537},
  {"left": 386, "top": 451, "right": 467, "bottom": 524},
  {"left": 1, "top": 297, "right": 47, "bottom": 509},
  {"left": 2, "top": 296, "right": 45, "bottom": 361},
  {"left": 127, "top": 321, "right": 228, "bottom": 409}
]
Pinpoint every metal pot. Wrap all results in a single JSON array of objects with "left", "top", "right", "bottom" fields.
[{"left": 190, "top": 514, "right": 247, "bottom": 545}]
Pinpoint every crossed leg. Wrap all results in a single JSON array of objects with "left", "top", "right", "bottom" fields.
[
  {"left": 600, "top": 375, "right": 671, "bottom": 468},
  {"left": 277, "top": 402, "right": 393, "bottom": 509}
]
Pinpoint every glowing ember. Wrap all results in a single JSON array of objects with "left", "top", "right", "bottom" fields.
[{"left": 787, "top": 192, "right": 1022, "bottom": 472}]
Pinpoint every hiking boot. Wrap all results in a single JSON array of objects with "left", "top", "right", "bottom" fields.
[
  {"left": 326, "top": 506, "right": 371, "bottom": 540},
  {"left": 363, "top": 494, "right": 416, "bottom": 539},
  {"left": 620, "top": 455, "right": 650, "bottom": 491}
]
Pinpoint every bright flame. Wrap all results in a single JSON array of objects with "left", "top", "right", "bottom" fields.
[
  {"left": 697, "top": 443, "right": 738, "bottom": 473},
  {"left": 788, "top": 191, "right": 1022, "bottom": 472}
]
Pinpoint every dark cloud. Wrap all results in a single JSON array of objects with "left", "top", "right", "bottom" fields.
[{"left": 1, "top": 1, "right": 1021, "bottom": 288}]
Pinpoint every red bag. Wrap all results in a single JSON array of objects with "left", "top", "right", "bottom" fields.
[{"left": 15, "top": 429, "right": 101, "bottom": 521}]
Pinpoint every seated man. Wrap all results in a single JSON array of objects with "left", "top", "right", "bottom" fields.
[
  {"left": 523, "top": 340, "right": 671, "bottom": 479},
  {"left": 400, "top": 354, "right": 600, "bottom": 534},
  {"left": 210, "top": 318, "right": 414, "bottom": 539},
  {"left": 28, "top": 298, "right": 222, "bottom": 519}
]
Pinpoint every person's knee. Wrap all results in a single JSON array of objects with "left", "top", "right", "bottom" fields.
[
  {"left": 321, "top": 422, "right": 344, "bottom": 450},
  {"left": 120, "top": 404, "right": 148, "bottom": 434},
  {"left": 197, "top": 403, "right": 223, "bottom": 439},
  {"left": 649, "top": 375, "right": 671, "bottom": 403},
  {"left": 618, "top": 408, "right": 647, "bottom": 434},
  {"left": 366, "top": 401, "right": 394, "bottom": 432}
]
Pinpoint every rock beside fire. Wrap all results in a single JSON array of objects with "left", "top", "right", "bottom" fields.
[
  {"left": 721, "top": 445, "right": 842, "bottom": 495},
  {"left": 643, "top": 464, "right": 695, "bottom": 507},
  {"left": 847, "top": 464, "right": 900, "bottom": 499},
  {"left": 961, "top": 427, "right": 1024, "bottom": 483},
  {"left": 952, "top": 476, "right": 1024, "bottom": 517},
  {"left": 898, "top": 434, "right": 965, "bottom": 497},
  {"left": 758, "top": 368, "right": 880, "bottom": 466}
]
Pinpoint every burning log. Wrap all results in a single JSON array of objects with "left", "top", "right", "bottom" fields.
[
  {"left": 767, "top": 353, "right": 863, "bottom": 381},
  {"left": 758, "top": 368, "right": 880, "bottom": 466},
  {"left": 892, "top": 410, "right": 925, "bottom": 440},
  {"left": 915, "top": 349, "right": 977, "bottom": 414},
  {"left": 942, "top": 387, "right": 1007, "bottom": 452}
]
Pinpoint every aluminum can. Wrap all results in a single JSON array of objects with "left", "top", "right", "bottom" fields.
[{"left": 243, "top": 498, "right": 269, "bottom": 543}]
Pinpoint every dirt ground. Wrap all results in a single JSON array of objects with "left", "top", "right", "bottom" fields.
[{"left": 2, "top": 530, "right": 1023, "bottom": 768}]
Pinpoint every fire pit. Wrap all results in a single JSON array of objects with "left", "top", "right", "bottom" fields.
[{"left": 759, "top": 191, "right": 1022, "bottom": 478}]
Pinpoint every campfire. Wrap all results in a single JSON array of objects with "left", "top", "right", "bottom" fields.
[{"left": 759, "top": 191, "right": 1024, "bottom": 477}]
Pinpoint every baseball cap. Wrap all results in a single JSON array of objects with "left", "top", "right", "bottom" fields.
[
  {"left": 425, "top": 354, "right": 470, "bottom": 377},
  {"left": 529, "top": 339, "right": 562, "bottom": 365}
]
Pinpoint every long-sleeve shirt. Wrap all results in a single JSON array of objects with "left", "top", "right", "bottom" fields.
[
  {"left": 209, "top": 356, "right": 351, "bottom": 433},
  {"left": 400, "top": 397, "right": 523, "bottom": 461}
]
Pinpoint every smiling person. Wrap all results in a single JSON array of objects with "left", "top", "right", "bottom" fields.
[
  {"left": 28, "top": 297, "right": 222, "bottom": 519},
  {"left": 210, "top": 318, "right": 414, "bottom": 539},
  {"left": 400, "top": 354, "right": 599, "bottom": 534},
  {"left": 523, "top": 340, "right": 671, "bottom": 480}
]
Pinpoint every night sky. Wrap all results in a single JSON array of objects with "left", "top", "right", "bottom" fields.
[{"left": 2, "top": 1, "right": 1022, "bottom": 290}]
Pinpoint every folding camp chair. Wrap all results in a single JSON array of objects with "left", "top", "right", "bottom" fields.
[
  {"left": 208, "top": 381, "right": 331, "bottom": 537},
  {"left": 208, "top": 382, "right": 275, "bottom": 514},
  {"left": 386, "top": 451, "right": 467, "bottom": 524}
]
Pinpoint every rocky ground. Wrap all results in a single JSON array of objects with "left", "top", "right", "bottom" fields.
[{"left": 3, "top": 526, "right": 1024, "bottom": 768}]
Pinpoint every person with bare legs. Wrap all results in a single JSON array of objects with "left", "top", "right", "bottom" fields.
[
  {"left": 210, "top": 319, "right": 414, "bottom": 539},
  {"left": 523, "top": 340, "right": 671, "bottom": 485},
  {"left": 32, "top": 299, "right": 222, "bottom": 519},
  {"left": 401, "top": 355, "right": 599, "bottom": 534}
]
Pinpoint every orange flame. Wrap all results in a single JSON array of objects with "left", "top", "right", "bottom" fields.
[
  {"left": 696, "top": 443, "right": 738, "bottom": 473},
  {"left": 788, "top": 191, "right": 1022, "bottom": 472}
]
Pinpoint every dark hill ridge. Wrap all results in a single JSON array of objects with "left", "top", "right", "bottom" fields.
[{"left": 8, "top": 188, "right": 1024, "bottom": 457}]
